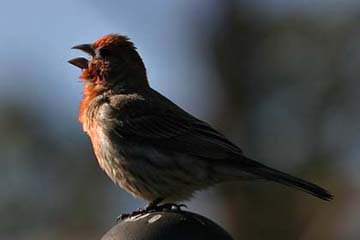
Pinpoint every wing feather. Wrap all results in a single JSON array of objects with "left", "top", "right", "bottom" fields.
[{"left": 107, "top": 93, "right": 243, "bottom": 160}]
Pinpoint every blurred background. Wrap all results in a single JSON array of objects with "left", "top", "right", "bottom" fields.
[{"left": 0, "top": 0, "right": 359, "bottom": 239}]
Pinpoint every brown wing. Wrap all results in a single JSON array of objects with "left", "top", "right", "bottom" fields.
[{"left": 107, "top": 91, "right": 243, "bottom": 160}]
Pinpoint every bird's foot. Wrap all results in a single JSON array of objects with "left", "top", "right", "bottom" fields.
[
  {"left": 149, "top": 203, "right": 187, "bottom": 212},
  {"left": 117, "top": 208, "right": 148, "bottom": 222},
  {"left": 117, "top": 203, "right": 187, "bottom": 221}
]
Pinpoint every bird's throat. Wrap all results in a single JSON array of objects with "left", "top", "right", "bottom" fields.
[{"left": 78, "top": 83, "right": 105, "bottom": 132}]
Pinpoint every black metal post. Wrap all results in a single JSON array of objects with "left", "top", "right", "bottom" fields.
[{"left": 100, "top": 210, "right": 234, "bottom": 240}]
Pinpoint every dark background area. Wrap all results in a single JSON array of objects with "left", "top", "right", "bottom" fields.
[{"left": 0, "top": 0, "right": 359, "bottom": 239}]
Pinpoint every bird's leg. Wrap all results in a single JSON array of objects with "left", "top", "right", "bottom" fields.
[
  {"left": 143, "top": 198, "right": 187, "bottom": 212},
  {"left": 152, "top": 203, "right": 187, "bottom": 211},
  {"left": 117, "top": 198, "right": 187, "bottom": 221},
  {"left": 117, "top": 197, "right": 164, "bottom": 221},
  {"left": 144, "top": 197, "right": 164, "bottom": 211}
]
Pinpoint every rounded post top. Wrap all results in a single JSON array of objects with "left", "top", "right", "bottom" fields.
[{"left": 101, "top": 210, "right": 234, "bottom": 240}]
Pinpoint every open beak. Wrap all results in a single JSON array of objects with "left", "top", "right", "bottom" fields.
[
  {"left": 68, "top": 57, "right": 89, "bottom": 69},
  {"left": 71, "top": 44, "right": 95, "bottom": 56},
  {"left": 68, "top": 43, "right": 94, "bottom": 69}
]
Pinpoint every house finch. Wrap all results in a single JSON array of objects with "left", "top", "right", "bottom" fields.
[{"left": 69, "top": 34, "right": 332, "bottom": 216}]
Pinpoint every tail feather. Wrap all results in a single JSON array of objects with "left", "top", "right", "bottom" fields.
[{"left": 243, "top": 158, "right": 333, "bottom": 201}]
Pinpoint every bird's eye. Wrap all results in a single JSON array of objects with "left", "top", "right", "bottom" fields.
[{"left": 99, "top": 48, "right": 112, "bottom": 58}]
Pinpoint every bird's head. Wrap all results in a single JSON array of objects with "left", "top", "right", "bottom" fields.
[{"left": 69, "top": 34, "right": 148, "bottom": 91}]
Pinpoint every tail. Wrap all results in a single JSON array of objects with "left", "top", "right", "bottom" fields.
[{"left": 244, "top": 158, "right": 333, "bottom": 201}]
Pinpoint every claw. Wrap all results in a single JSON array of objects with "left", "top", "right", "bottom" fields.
[
  {"left": 116, "top": 203, "right": 187, "bottom": 221},
  {"left": 116, "top": 209, "right": 146, "bottom": 222},
  {"left": 149, "top": 203, "right": 187, "bottom": 212},
  {"left": 116, "top": 214, "right": 128, "bottom": 222}
]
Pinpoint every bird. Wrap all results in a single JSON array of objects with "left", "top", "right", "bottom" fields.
[{"left": 68, "top": 34, "right": 332, "bottom": 217}]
